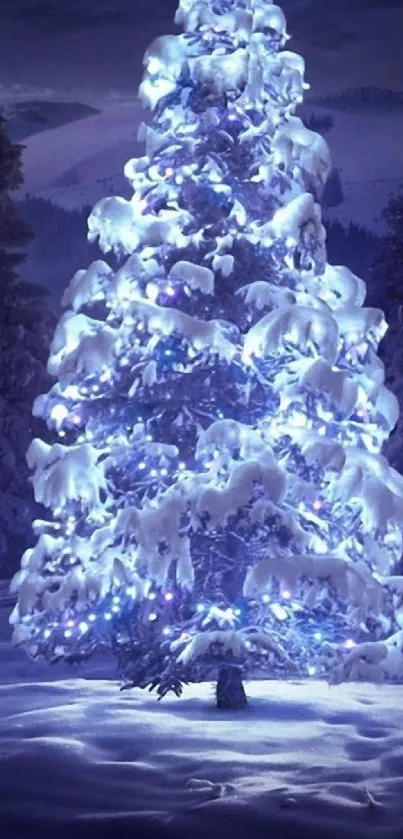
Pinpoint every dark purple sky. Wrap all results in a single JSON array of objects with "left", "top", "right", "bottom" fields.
[{"left": 0, "top": 0, "right": 402, "bottom": 103}]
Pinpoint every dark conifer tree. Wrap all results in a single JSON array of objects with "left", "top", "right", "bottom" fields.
[{"left": 0, "top": 113, "right": 55, "bottom": 577}]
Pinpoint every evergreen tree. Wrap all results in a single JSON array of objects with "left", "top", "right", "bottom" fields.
[
  {"left": 0, "top": 113, "right": 55, "bottom": 578},
  {"left": 0, "top": 113, "right": 32, "bottom": 288},
  {"left": 10, "top": 0, "right": 403, "bottom": 706}
]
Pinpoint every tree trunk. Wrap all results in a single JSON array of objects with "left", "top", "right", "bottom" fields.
[{"left": 216, "top": 665, "right": 247, "bottom": 710}]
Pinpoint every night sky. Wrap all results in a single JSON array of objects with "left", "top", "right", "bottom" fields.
[{"left": 0, "top": 0, "right": 402, "bottom": 104}]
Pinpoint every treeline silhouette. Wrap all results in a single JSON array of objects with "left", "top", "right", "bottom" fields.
[
  {"left": 308, "top": 86, "right": 403, "bottom": 115},
  {"left": 18, "top": 197, "right": 99, "bottom": 307},
  {"left": 325, "top": 219, "right": 378, "bottom": 281},
  {"left": 304, "top": 112, "right": 334, "bottom": 134},
  {"left": 0, "top": 122, "right": 55, "bottom": 581}
]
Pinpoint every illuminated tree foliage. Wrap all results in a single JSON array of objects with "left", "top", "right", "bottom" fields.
[{"left": 10, "top": 0, "right": 403, "bottom": 706}]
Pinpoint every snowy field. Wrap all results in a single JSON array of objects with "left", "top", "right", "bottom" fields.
[
  {"left": 17, "top": 97, "right": 403, "bottom": 232},
  {"left": 2, "top": 602, "right": 403, "bottom": 839}
]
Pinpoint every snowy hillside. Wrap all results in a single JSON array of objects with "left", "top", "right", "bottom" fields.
[
  {"left": 19, "top": 99, "right": 145, "bottom": 210},
  {"left": 1, "top": 602, "right": 403, "bottom": 839},
  {"left": 18, "top": 97, "right": 402, "bottom": 233},
  {"left": 5, "top": 100, "right": 100, "bottom": 142}
]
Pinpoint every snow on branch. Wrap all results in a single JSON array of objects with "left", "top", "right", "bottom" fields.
[
  {"left": 175, "top": 0, "right": 287, "bottom": 41},
  {"left": 176, "top": 627, "right": 292, "bottom": 668},
  {"left": 168, "top": 261, "right": 215, "bottom": 295},
  {"left": 334, "top": 306, "right": 387, "bottom": 346},
  {"left": 111, "top": 253, "right": 164, "bottom": 304},
  {"left": 285, "top": 429, "right": 346, "bottom": 473},
  {"left": 243, "top": 49, "right": 306, "bottom": 108},
  {"left": 271, "top": 355, "right": 360, "bottom": 416},
  {"left": 243, "top": 553, "right": 350, "bottom": 600},
  {"left": 62, "top": 260, "right": 113, "bottom": 312},
  {"left": 26, "top": 439, "right": 106, "bottom": 510},
  {"left": 237, "top": 281, "right": 295, "bottom": 312},
  {"left": 250, "top": 193, "right": 323, "bottom": 248},
  {"left": 14, "top": 534, "right": 64, "bottom": 577},
  {"left": 48, "top": 311, "right": 117, "bottom": 379},
  {"left": 139, "top": 34, "right": 189, "bottom": 108},
  {"left": 241, "top": 630, "right": 294, "bottom": 668},
  {"left": 123, "top": 298, "right": 236, "bottom": 362},
  {"left": 176, "top": 0, "right": 287, "bottom": 38},
  {"left": 196, "top": 419, "right": 266, "bottom": 460},
  {"left": 191, "top": 49, "right": 248, "bottom": 97},
  {"left": 243, "top": 305, "right": 339, "bottom": 365},
  {"left": 115, "top": 489, "right": 194, "bottom": 589},
  {"left": 195, "top": 454, "right": 286, "bottom": 528},
  {"left": 273, "top": 116, "right": 331, "bottom": 185},
  {"left": 330, "top": 448, "right": 403, "bottom": 531},
  {"left": 330, "top": 641, "right": 388, "bottom": 685},
  {"left": 88, "top": 197, "right": 191, "bottom": 255},
  {"left": 177, "top": 630, "right": 245, "bottom": 665},
  {"left": 301, "top": 358, "right": 358, "bottom": 416},
  {"left": 306, "top": 264, "right": 366, "bottom": 309}
]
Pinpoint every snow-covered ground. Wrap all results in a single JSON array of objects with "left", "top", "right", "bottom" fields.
[
  {"left": 1, "top": 600, "right": 403, "bottom": 839},
  {"left": 17, "top": 97, "right": 402, "bottom": 233}
]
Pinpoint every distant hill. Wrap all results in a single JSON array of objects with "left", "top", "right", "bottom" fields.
[
  {"left": 18, "top": 196, "right": 99, "bottom": 308},
  {"left": 4, "top": 100, "right": 100, "bottom": 142},
  {"left": 307, "top": 86, "right": 403, "bottom": 115}
]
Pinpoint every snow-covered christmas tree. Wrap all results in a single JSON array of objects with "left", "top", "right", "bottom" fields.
[{"left": 10, "top": 0, "right": 403, "bottom": 707}]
